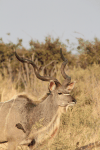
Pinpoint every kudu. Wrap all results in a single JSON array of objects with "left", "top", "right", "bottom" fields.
[{"left": 0, "top": 48, "right": 76, "bottom": 150}]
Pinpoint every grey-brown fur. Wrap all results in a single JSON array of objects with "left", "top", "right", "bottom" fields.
[{"left": 0, "top": 48, "right": 76, "bottom": 150}]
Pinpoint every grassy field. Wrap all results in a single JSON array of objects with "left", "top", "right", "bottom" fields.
[{"left": 0, "top": 63, "right": 100, "bottom": 150}]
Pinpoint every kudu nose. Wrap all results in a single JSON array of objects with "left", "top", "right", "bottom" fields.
[{"left": 73, "top": 99, "right": 77, "bottom": 104}]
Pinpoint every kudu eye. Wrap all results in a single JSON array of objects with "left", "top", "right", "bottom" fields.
[{"left": 58, "top": 93, "right": 62, "bottom": 95}]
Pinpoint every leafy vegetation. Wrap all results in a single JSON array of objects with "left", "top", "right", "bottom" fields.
[
  {"left": 77, "top": 37, "right": 100, "bottom": 68},
  {"left": 0, "top": 36, "right": 100, "bottom": 149}
]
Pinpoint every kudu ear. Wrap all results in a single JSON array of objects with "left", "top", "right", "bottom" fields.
[
  {"left": 66, "top": 81, "right": 75, "bottom": 92},
  {"left": 49, "top": 80, "right": 56, "bottom": 91},
  {"left": 49, "top": 80, "right": 61, "bottom": 92}
]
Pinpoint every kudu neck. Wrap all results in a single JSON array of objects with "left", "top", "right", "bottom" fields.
[{"left": 37, "top": 93, "right": 59, "bottom": 126}]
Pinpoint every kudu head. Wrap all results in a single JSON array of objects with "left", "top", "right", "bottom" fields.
[{"left": 15, "top": 48, "right": 76, "bottom": 112}]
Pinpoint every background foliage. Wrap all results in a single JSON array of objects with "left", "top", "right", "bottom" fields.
[{"left": 0, "top": 36, "right": 100, "bottom": 149}]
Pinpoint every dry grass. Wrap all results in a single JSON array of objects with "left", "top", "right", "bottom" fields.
[{"left": 0, "top": 63, "right": 100, "bottom": 149}]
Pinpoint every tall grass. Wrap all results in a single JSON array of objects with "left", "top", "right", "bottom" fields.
[
  {"left": 50, "top": 63, "right": 100, "bottom": 150},
  {"left": 0, "top": 63, "right": 100, "bottom": 149}
]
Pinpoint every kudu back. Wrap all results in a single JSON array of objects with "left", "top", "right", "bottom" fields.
[{"left": 0, "top": 48, "right": 76, "bottom": 150}]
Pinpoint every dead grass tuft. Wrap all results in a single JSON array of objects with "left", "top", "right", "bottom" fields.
[{"left": 1, "top": 64, "right": 100, "bottom": 149}]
